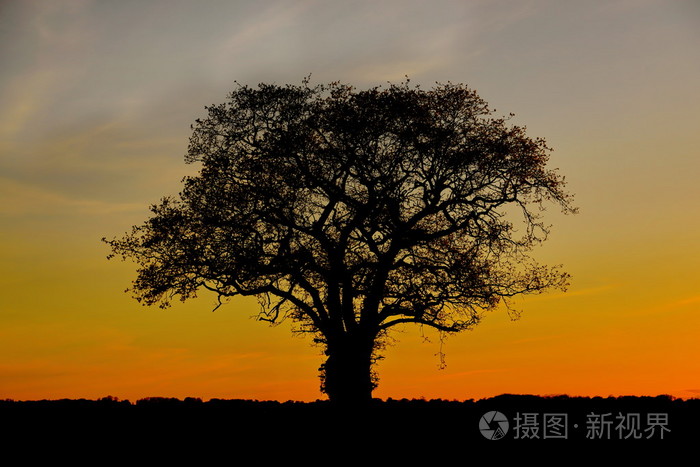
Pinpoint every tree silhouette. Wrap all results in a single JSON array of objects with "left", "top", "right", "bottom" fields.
[{"left": 104, "top": 78, "right": 576, "bottom": 404}]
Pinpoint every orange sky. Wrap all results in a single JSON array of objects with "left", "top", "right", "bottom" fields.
[{"left": 1, "top": 0, "right": 699, "bottom": 402}]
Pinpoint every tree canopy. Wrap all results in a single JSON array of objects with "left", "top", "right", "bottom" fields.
[{"left": 104, "top": 78, "right": 576, "bottom": 404}]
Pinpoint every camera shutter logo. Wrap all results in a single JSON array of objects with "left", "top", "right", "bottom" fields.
[{"left": 479, "top": 411, "right": 509, "bottom": 440}]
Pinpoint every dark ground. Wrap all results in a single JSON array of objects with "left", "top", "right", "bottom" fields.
[{"left": 2, "top": 394, "right": 696, "bottom": 459}]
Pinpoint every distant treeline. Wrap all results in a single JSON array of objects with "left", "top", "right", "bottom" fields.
[
  {"left": 3, "top": 392, "right": 696, "bottom": 406},
  {"left": 2, "top": 394, "right": 698, "bottom": 449}
]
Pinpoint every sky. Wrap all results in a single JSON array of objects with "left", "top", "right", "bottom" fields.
[{"left": 1, "top": 0, "right": 699, "bottom": 402}]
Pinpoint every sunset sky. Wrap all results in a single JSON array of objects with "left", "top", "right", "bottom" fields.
[{"left": 1, "top": 0, "right": 699, "bottom": 402}]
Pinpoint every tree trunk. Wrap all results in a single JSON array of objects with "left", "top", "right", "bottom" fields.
[{"left": 320, "top": 332, "right": 377, "bottom": 405}]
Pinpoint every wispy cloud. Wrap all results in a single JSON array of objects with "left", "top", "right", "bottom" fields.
[
  {"left": 652, "top": 295, "right": 700, "bottom": 314},
  {"left": 0, "top": 71, "right": 60, "bottom": 141},
  {"left": 510, "top": 334, "right": 569, "bottom": 345},
  {"left": 0, "top": 177, "right": 144, "bottom": 215},
  {"left": 433, "top": 368, "right": 507, "bottom": 380},
  {"left": 673, "top": 295, "right": 700, "bottom": 307},
  {"left": 219, "top": 0, "right": 316, "bottom": 56},
  {"left": 523, "top": 283, "right": 622, "bottom": 302},
  {"left": 345, "top": 57, "right": 447, "bottom": 83}
]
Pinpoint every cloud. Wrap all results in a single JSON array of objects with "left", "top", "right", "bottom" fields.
[
  {"left": 345, "top": 57, "right": 447, "bottom": 83},
  {"left": 219, "top": 0, "right": 315, "bottom": 55},
  {"left": 674, "top": 296, "right": 700, "bottom": 306},
  {"left": 523, "top": 283, "right": 622, "bottom": 302},
  {"left": 0, "top": 177, "right": 144, "bottom": 216},
  {"left": 0, "top": 71, "right": 61, "bottom": 141},
  {"left": 435, "top": 368, "right": 507, "bottom": 380}
]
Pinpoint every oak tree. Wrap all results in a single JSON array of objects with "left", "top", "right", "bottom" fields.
[{"left": 104, "top": 79, "right": 575, "bottom": 404}]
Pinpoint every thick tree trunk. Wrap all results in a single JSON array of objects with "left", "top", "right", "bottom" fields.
[{"left": 320, "top": 332, "right": 377, "bottom": 405}]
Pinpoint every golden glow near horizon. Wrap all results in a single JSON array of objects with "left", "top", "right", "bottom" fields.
[{"left": 2, "top": 0, "right": 699, "bottom": 402}]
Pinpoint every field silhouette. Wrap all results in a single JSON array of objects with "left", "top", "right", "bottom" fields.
[{"left": 3, "top": 394, "right": 697, "bottom": 452}]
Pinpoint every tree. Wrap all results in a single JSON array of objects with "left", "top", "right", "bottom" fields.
[{"left": 104, "top": 78, "right": 576, "bottom": 405}]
